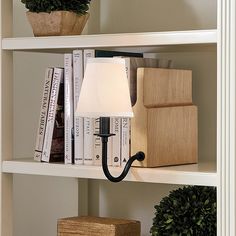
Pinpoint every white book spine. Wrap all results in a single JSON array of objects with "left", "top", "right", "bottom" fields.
[
  {"left": 121, "top": 118, "right": 130, "bottom": 167},
  {"left": 34, "top": 68, "right": 53, "bottom": 161},
  {"left": 124, "top": 57, "right": 131, "bottom": 86},
  {"left": 73, "top": 50, "right": 84, "bottom": 165},
  {"left": 122, "top": 57, "right": 131, "bottom": 167},
  {"left": 83, "top": 49, "right": 95, "bottom": 70},
  {"left": 113, "top": 57, "right": 131, "bottom": 167},
  {"left": 124, "top": 57, "right": 131, "bottom": 97},
  {"left": 41, "top": 68, "right": 64, "bottom": 162},
  {"left": 84, "top": 118, "right": 94, "bottom": 165},
  {"left": 93, "top": 118, "right": 102, "bottom": 165},
  {"left": 83, "top": 49, "right": 95, "bottom": 165},
  {"left": 111, "top": 118, "right": 121, "bottom": 167},
  {"left": 64, "top": 54, "right": 73, "bottom": 164},
  {"left": 107, "top": 122, "right": 112, "bottom": 166}
]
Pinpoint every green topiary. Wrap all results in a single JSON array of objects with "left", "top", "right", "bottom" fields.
[
  {"left": 21, "top": 0, "right": 91, "bottom": 15},
  {"left": 150, "top": 186, "right": 216, "bottom": 236}
]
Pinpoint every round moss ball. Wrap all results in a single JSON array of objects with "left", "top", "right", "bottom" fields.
[{"left": 150, "top": 186, "right": 216, "bottom": 236}]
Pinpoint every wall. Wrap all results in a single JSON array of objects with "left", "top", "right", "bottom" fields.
[
  {"left": 88, "top": 0, "right": 216, "bottom": 34},
  {"left": 13, "top": 0, "right": 217, "bottom": 235}
]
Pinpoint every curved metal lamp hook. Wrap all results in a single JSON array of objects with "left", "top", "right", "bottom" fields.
[{"left": 96, "top": 117, "right": 145, "bottom": 183}]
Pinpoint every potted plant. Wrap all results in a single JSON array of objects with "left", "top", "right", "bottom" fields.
[
  {"left": 150, "top": 186, "right": 216, "bottom": 236},
  {"left": 21, "top": 0, "right": 91, "bottom": 36}
]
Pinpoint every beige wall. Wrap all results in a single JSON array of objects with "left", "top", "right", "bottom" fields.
[
  {"left": 13, "top": 1, "right": 217, "bottom": 235},
  {"left": 88, "top": 0, "right": 216, "bottom": 34}
]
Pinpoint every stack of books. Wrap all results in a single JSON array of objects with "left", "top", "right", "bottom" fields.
[{"left": 34, "top": 49, "right": 171, "bottom": 166}]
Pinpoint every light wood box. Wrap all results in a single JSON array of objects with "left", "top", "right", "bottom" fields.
[
  {"left": 131, "top": 68, "right": 198, "bottom": 167},
  {"left": 57, "top": 216, "right": 141, "bottom": 236},
  {"left": 143, "top": 67, "right": 193, "bottom": 107}
]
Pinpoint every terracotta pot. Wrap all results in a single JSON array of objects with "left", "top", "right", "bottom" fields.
[{"left": 26, "top": 11, "right": 89, "bottom": 37}]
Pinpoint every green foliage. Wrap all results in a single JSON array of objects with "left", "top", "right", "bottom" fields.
[
  {"left": 21, "top": 0, "right": 91, "bottom": 15},
  {"left": 150, "top": 186, "right": 216, "bottom": 236}
]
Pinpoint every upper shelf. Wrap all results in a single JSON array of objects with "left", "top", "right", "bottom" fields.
[
  {"left": 2, "top": 158, "right": 217, "bottom": 186},
  {"left": 2, "top": 29, "right": 217, "bottom": 51}
]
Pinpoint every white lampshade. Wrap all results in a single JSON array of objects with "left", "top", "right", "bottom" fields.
[{"left": 76, "top": 57, "right": 134, "bottom": 118}]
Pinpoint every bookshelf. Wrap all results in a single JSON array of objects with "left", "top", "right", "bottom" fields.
[{"left": 0, "top": 0, "right": 235, "bottom": 235}]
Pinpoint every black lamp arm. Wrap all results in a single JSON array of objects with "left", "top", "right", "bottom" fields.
[{"left": 96, "top": 117, "right": 145, "bottom": 183}]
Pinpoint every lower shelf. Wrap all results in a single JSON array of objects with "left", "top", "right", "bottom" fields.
[{"left": 2, "top": 158, "right": 217, "bottom": 186}]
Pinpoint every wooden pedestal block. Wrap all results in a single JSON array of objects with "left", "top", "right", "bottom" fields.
[
  {"left": 148, "top": 106, "right": 197, "bottom": 166},
  {"left": 57, "top": 216, "right": 141, "bottom": 236},
  {"left": 142, "top": 67, "right": 193, "bottom": 107},
  {"left": 131, "top": 68, "right": 198, "bottom": 167}
]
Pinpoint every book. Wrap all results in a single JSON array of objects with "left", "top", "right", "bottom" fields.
[
  {"left": 107, "top": 121, "right": 112, "bottom": 166},
  {"left": 64, "top": 54, "right": 74, "bottom": 164},
  {"left": 93, "top": 118, "right": 102, "bottom": 166},
  {"left": 121, "top": 117, "right": 130, "bottom": 167},
  {"left": 73, "top": 50, "right": 84, "bottom": 165},
  {"left": 83, "top": 49, "right": 95, "bottom": 70},
  {"left": 41, "top": 68, "right": 64, "bottom": 163},
  {"left": 111, "top": 118, "right": 121, "bottom": 167},
  {"left": 83, "top": 117, "right": 94, "bottom": 165},
  {"left": 112, "top": 56, "right": 131, "bottom": 168},
  {"left": 116, "top": 57, "right": 131, "bottom": 168},
  {"left": 34, "top": 67, "right": 54, "bottom": 161},
  {"left": 83, "top": 49, "right": 95, "bottom": 165},
  {"left": 93, "top": 50, "right": 143, "bottom": 58}
]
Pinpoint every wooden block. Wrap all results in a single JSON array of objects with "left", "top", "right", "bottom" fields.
[
  {"left": 147, "top": 106, "right": 198, "bottom": 167},
  {"left": 143, "top": 68, "right": 192, "bottom": 107},
  {"left": 132, "top": 105, "right": 198, "bottom": 167},
  {"left": 131, "top": 68, "right": 197, "bottom": 167},
  {"left": 129, "top": 58, "right": 172, "bottom": 105},
  {"left": 57, "top": 216, "right": 141, "bottom": 236}
]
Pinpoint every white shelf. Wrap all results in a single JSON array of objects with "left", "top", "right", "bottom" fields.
[
  {"left": 2, "top": 158, "right": 217, "bottom": 186},
  {"left": 2, "top": 29, "right": 217, "bottom": 51}
]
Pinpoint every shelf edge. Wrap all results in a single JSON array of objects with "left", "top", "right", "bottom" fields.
[
  {"left": 2, "top": 30, "right": 217, "bottom": 50},
  {"left": 2, "top": 159, "right": 217, "bottom": 186}
]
